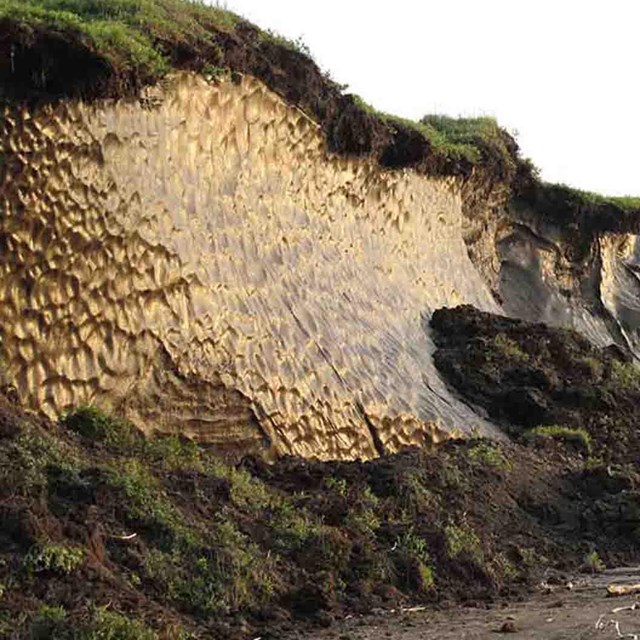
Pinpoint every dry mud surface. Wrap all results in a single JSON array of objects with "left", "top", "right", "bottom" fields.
[{"left": 299, "top": 568, "right": 640, "bottom": 640}]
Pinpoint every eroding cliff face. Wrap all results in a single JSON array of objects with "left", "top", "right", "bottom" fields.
[
  {"left": 497, "top": 204, "right": 640, "bottom": 356},
  {"left": 0, "top": 73, "right": 504, "bottom": 459}
]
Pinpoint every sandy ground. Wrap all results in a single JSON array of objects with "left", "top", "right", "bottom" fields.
[{"left": 290, "top": 568, "right": 640, "bottom": 640}]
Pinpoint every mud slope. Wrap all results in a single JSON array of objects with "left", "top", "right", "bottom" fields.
[{"left": 0, "top": 73, "right": 502, "bottom": 460}]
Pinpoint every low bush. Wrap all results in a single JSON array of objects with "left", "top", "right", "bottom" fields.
[
  {"left": 24, "top": 544, "right": 85, "bottom": 575},
  {"left": 528, "top": 425, "right": 593, "bottom": 455}
]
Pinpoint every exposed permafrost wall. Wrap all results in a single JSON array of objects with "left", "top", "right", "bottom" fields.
[
  {"left": 498, "top": 207, "right": 640, "bottom": 356},
  {"left": 0, "top": 73, "right": 502, "bottom": 459}
]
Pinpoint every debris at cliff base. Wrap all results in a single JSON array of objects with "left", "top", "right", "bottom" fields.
[
  {"left": 431, "top": 304, "right": 640, "bottom": 463},
  {"left": 1, "top": 393, "right": 640, "bottom": 638},
  {"left": 607, "top": 584, "right": 640, "bottom": 597}
]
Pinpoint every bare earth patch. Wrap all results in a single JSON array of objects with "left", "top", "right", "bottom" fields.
[{"left": 299, "top": 567, "right": 640, "bottom": 640}]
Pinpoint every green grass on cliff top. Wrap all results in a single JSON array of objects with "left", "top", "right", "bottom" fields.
[
  {"left": 557, "top": 186, "right": 640, "bottom": 212},
  {"left": 0, "top": 0, "right": 638, "bottom": 211},
  {"left": 0, "top": 0, "right": 242, "bottom": 76},
  {"left": 0, "top": 0, "right": 520, "bottom": 176},
  {"left": 353, "top": 94, "right": 520, "bottom": 177},
  {"left": 520, "top": 181, "right": 640, "bottom": 217}
]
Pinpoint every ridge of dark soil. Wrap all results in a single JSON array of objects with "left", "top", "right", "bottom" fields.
[
  {"left": 512, "top": 180, "right": 640, "bottom": 257},
  {"left": 431, "top": 304, "right": 640, "bottom": 464}
]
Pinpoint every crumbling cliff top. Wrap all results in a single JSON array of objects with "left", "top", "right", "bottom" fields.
[{"left": 0, "top": 0, "right": 637, "bottom": 227}]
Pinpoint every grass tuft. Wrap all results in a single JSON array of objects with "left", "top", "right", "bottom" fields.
[
  {"left": 467, "top": 442, "right": 512, "bottom": 472},
  {"left": 24, "top": 544, "right": 85, "bottom": 574},
  {"left": 528, "top": 425, "right": 593, "bottom": 455},
  {"left": 444, "top": 522, "right": 482, "bottom": 561},
  {"left": 610, "top": 360, "right": 640, "bottom": 390},
  {"left": 61, "top": 405, "right": 143, "bottom": 449}
]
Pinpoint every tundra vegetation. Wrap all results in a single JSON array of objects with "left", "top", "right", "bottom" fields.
[{"left": 1, "top": 382, "right": 640, "bottom": 638}]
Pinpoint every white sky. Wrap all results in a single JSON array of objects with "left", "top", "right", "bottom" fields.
[{"left": 219, "top": 0, "right": 638, "bottom": 197}]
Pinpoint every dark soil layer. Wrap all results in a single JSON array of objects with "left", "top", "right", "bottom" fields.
[
  {"left": 512, "top": 180, "right": 640, "bottom": 257},
  {"left": 431, "top": 304, "right": 640, "bottom": 464},
  {"left": 1, "top": 393, "right": 640, "bottom": 638}
]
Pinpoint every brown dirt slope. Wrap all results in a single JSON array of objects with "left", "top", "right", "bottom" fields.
[{"left": 1, "top": 388, "right": 640, "bottom": 638}]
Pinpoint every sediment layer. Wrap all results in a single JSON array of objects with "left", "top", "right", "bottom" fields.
[{"left": 0, "top": 73, "right": 502, "bottom": 459}]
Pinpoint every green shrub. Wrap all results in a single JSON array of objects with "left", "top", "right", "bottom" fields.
[
  {"left": 394, "top": 530, "right": 435, "bottom": 590},
  {"left": 581, "top": 550, "right": 605, "bottom": 574},
  {"left": 441, "top": 458, "right": 466, "bottom": 490},
  {"left": 528, "top": 425, "right": 593, "bottom": 455},
  {"left": 144, "top": 518, "right": 276, "bottom": 615},
  {"left": 30, "top": 606, "right": 159, "bottom": 639},
  {"left": 0, "top": 428, "right": 75, "bottom": 497},
  {"left": 492, "top": 553, "right": 518, "bottom": 581},
  {"left": 444, "top": 522, "right": 482, "bottom": 561},
  {"left": 417, "top": 563, "right": 435, "bottom": 589},
  {"left": 61, "top": 405, "right": 142, "bottom": 449},
  {"left": 201, "top": 63, "right": 229, "bottom": 79},
  {"left": 491, "top": 334, "right": 530, "bottom": 362},
  {"left": 105, "top": 459, "right": 188, "bottom": 545},
  {"left": 83, "top": 609, "right": 158, "bottom": 640},
  {"left": 397, "top": 468, "right": 438, "bottom": 514},
  {"left": 345, "top": 485, "right": 380, "bottom": 536},
  {"left": 396, "top": 531, "right": 431, "bottom": 564},
  {"left": 270, "top": 500, "right": 323, "bottom": 552},
  {"left": 467, "top": 442, "right": 512, "bottom": 472},
  {"left": 610, "top": 360, "right": 640, "bottom": 390},
  {"left": 261, "top": 29, "right": 312, "bottom": 57},
  {"left": 210, "top": 461, "right": 272, "bottom": 510},
  {"left": 24, "top": 544, "right": 85, "bottom": 574},
  {"left": 144, "top": 434, "right": 203, "bottom": 471},
  {"left": 346, "top": 506, "right": 380, "bottom": 537},
  {"left": 325, "top": 476, "right": 348, "bottom": 496}
]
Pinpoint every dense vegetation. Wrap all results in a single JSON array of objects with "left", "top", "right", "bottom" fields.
[{"left": 0, "top": 0, "right": 238, "bottom": 81}]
